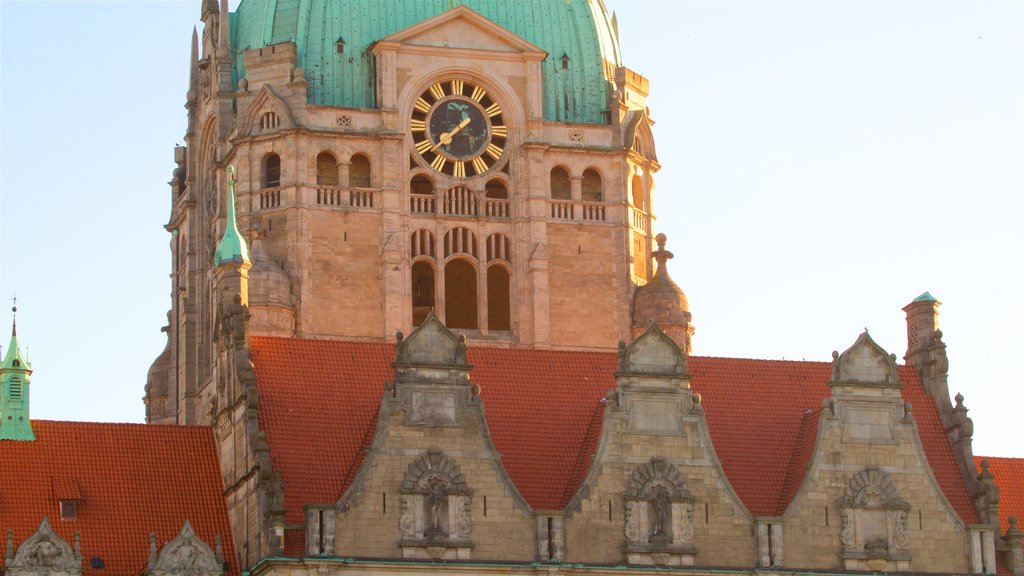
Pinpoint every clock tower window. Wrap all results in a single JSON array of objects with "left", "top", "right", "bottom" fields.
[
  {"left": 263, "top": 153, "right": 281, "bottom": 189},
  {"left": 550, "top": 167, "right": 571, "bottom": 200},
  {"left": 582, "top": 169, "right": 603, "bottom": 202},
  {"left": 316, "top": 151, "right": 339, "bottom": 186},
  {"left": 349, "top": 154, "right": 371, "bottom": 188}
]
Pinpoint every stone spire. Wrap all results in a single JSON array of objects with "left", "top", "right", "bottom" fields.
[
  {"left": 214, "top": 166, "right": 250, "bottom": 267},
  {"left": 0, "top": 305, "right": 35, "bottom": 440},
  {"left": 216, "top": 0, "right": 231, "bottom": 58},
  {"left": 188, "top": 27, "right": 199, "bottom": 102},
  {"left": 631, "top": 233, "right": 693, "bottom": 353}
]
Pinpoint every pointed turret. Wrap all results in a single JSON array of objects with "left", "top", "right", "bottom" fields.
[
  {"left": 216, "top": 0, "right": 231, "bottom": 58},
  {"left": 188, "top": 27, "right": 199, "bottom": 102},
  {"left": 0, "top": 306, "right": 35, "bottom": 440},
  {"left": 214, "top": 166, "right": 250, "bottom": 267},
  {"left": 631, "top": 234, "right": 694, "bottom": 353}
]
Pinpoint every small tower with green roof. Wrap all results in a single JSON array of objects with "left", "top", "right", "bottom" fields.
[
  {"left": 0, "top": 305, "right": 35, "bottom": 441},
  {"left": 214, "top": 165, "right": 252, "bottom": 309}
]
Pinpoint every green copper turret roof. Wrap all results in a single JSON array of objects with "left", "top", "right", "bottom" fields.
[
  {"left": 1, "top": 312, "right": 30, "bottom": 373},
  {"left": 913, "top": 291, "right": 937, "bottom": 302},
  {"left": 1, "top": 307, "right": 35, "bottom": 441},
  {"left": 230, "top": 0, "right": 622, "bottom": 124},
  {"left": 214, "top": 166, "right": 251, "bottom": 267}
]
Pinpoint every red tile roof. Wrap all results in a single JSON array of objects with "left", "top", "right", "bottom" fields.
[
  {"left": 0, "top": 421, "right": 235, "bottom": 576},
  {"left": 249, "top": 336, "right": 979, "bottom": 555},
  {"left": 976, "top": 456, "right": 1024, "bottom": 533}
]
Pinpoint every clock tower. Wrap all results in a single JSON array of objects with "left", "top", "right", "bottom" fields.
[{"left": 147, "top": 1, "right": 662, "bottom": 425}]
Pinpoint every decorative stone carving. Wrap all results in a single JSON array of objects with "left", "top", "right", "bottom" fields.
[
  {"left": 5, "top": 518, "right": 82, "bottom": 576},
  {"left": 624, "top": 458, "right": 696, "bottom": 566},
  {"left": 838, "top": 468, "right": 911, "bottom": 571},
  {"left": 146, "top": 521, "right": 223, "bottom": 576},
  {"left": 398, "top": 451, "right": 473, "bottom": 560}
]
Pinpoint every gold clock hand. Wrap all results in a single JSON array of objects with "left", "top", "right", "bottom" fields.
[{"left": 430, "top": 117, "right": 472, "bottom": 152}]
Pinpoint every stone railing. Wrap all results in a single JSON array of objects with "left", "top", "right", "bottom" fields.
[
  {"left": 485, "top": 199, "right": 510, "bottom": 219},
  {"left": 349, "top": 188, "right": 375, "bottom": 208},
  {"left": 444, "top": 186, "right": 478, "bottom": 217},
  {"left": 314, "top": 186, "right": 377, "bottom": 209},
  {"left": 631, "top": 207, "right": 648, "bottom": 232},
  {"left": 316, "top": 187, "right": 345, "bottom": 207},
  {"left": 550, "top": 201, "right": 575, "bottom": 220},
  {"left": 581, "top": 202, "right": 606, "bottom": 222},
  {"left": 411, "top": 194, "right": 437, "bottom": 214},
  {"left": 258, "top": 188, "right": 282, "bottom": 210}
]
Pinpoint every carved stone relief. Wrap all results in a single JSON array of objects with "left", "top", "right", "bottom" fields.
[
  {"left": 398, "top": 451, "right": 473, "bottom": 560},
  {"left": 5, "top": 518, "right": 82, "bottom": 576},
  {"left": 838, "top": 468, "right": 911, "bottom": 571},
  {"left": 146, "top": 521, "right": 223, "bottom": 576}
]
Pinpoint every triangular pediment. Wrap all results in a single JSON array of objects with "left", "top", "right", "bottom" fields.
[
  {"left": 376, "top": 6, "right": 547, "bottom": 58},
  {"left": 618, "top": 323, "right": 687, "bottom": 377},
  {"left": 236, "top": 84, "right": 296, "bottom": 138},
  {"left": 394, "top": 312, "right": 469, "bottom": 368},
  {"left": 830, "top": 331, "right": 900, "bottom": 387}
]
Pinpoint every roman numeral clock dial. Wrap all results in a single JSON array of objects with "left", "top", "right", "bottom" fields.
[{"left": 409, "top": 79, "right": 508, "bottom": 177}]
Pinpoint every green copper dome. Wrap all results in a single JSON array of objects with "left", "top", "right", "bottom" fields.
[{"left": 230, "top": 0, "right": 622, "bottom": 124}]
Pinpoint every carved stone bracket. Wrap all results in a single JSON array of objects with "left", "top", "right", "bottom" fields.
[
  {"left": 624, "top": 458, "right": 696, "bottom": 566},
  {"left": 146, "top": 521, "right": 224, "bottom": 576},
  {"left": 839, "top": 468, "right": 911, "bottom": 571},
  {"left": 5, "top": 518, "right": 82, "bottom": 576},
  {"left": 398, "top": 450, "right": 473, "bottom": 560}
]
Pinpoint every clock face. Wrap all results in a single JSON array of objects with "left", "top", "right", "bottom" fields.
[{"left": 410, "top": 80, "right": 508, "bottom": 177}]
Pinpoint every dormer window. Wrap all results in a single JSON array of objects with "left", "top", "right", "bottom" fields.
[
  {"left": 60, "top": 499, "right": 78, "bottom": 520},
  {"left": 560, "top": 53, "right": 570, "bottom": 69},
  {"left": 336, "top": 36, "right": 346, "bottom": 54}
]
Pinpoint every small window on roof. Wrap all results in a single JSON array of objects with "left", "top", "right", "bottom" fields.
[
  {"left": 60, "top": 500, "right": 78, "bottom": 520},
  {"left": 336, "top": 36, "right": 346, "bottom": 54}
]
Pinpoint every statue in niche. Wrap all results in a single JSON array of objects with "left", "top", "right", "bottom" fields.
[
  {"left": 27, "top": 539, "right": 61, "bottom": 568},
  {"left": 425, "top": 477, "right": 448, "bottom": 540},
  {"left": 649, "top": 485, "right": 671, "bottom": 544}
]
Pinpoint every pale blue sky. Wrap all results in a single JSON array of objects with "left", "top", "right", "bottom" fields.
[{"left": 1, "top": 1, "right": 1021, "bottom": 456}]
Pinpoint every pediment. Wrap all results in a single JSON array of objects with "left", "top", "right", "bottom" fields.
[
  {"left": 147, "top": 521, "right": 223, "bottom": 576},
  {"left": 7, "top": 518, "right": 82, "bottom": 576},
  {"left": 831, "top": 331, "right": 900, "bottom": 387},
  {"left": 236, "top": 84, "right": 296, "bottom": 138},
  {"left": 618, "top": 323, "right": 686, "bottom": 377},
  {"left": 625, "top": 109, "right": 658, "bottom": 162},
  {"left": 376, "top": 6, "right": 547, "bottom": 59},
  {"left": 394, "top": 312, "right": 469, "bottom": 368}
]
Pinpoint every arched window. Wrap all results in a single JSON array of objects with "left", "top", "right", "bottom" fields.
[
  {"left": 485, "top": 180, "right": 508, "bottom": 199},
  {"left": 487, "top": 265, "right": 510, "bottom": 331},
  {"left": 445, "top": 259, "right": 478, "bottom": 329},
  {"left": 411, "top": 261, "right": 435, "bottom": 327},
  {"left": 631, "top": 174, "right": 645, "bottom": 210},
  {"left": 263, "top": 153, "right": 281, "bottom": 188},
  {"left": 550, "top": 167, "right": 571, "bottom": 200},
  {"left": 349, "top": 154, "right": 371, "bottom": 188},
  {"left": 259, "top": 111, "right": 280, "bottom": 131},
  {"left": 443, "top": 227, "right": 478, "bottom": 259},
  {"left": 411, "top": 229, "right": 436, "bottom": 259},
  {"left": 316, "top": 152, "right": 338, "bottom": 186},
  {"left": 582, "top": 169, "right": 602, "bottom": 202},
  {"left": 486, "top": 233, "right": 511, "bottom": 263},
  {"left": 411, "top": 175, "right": 434, "bottom": 195}
]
